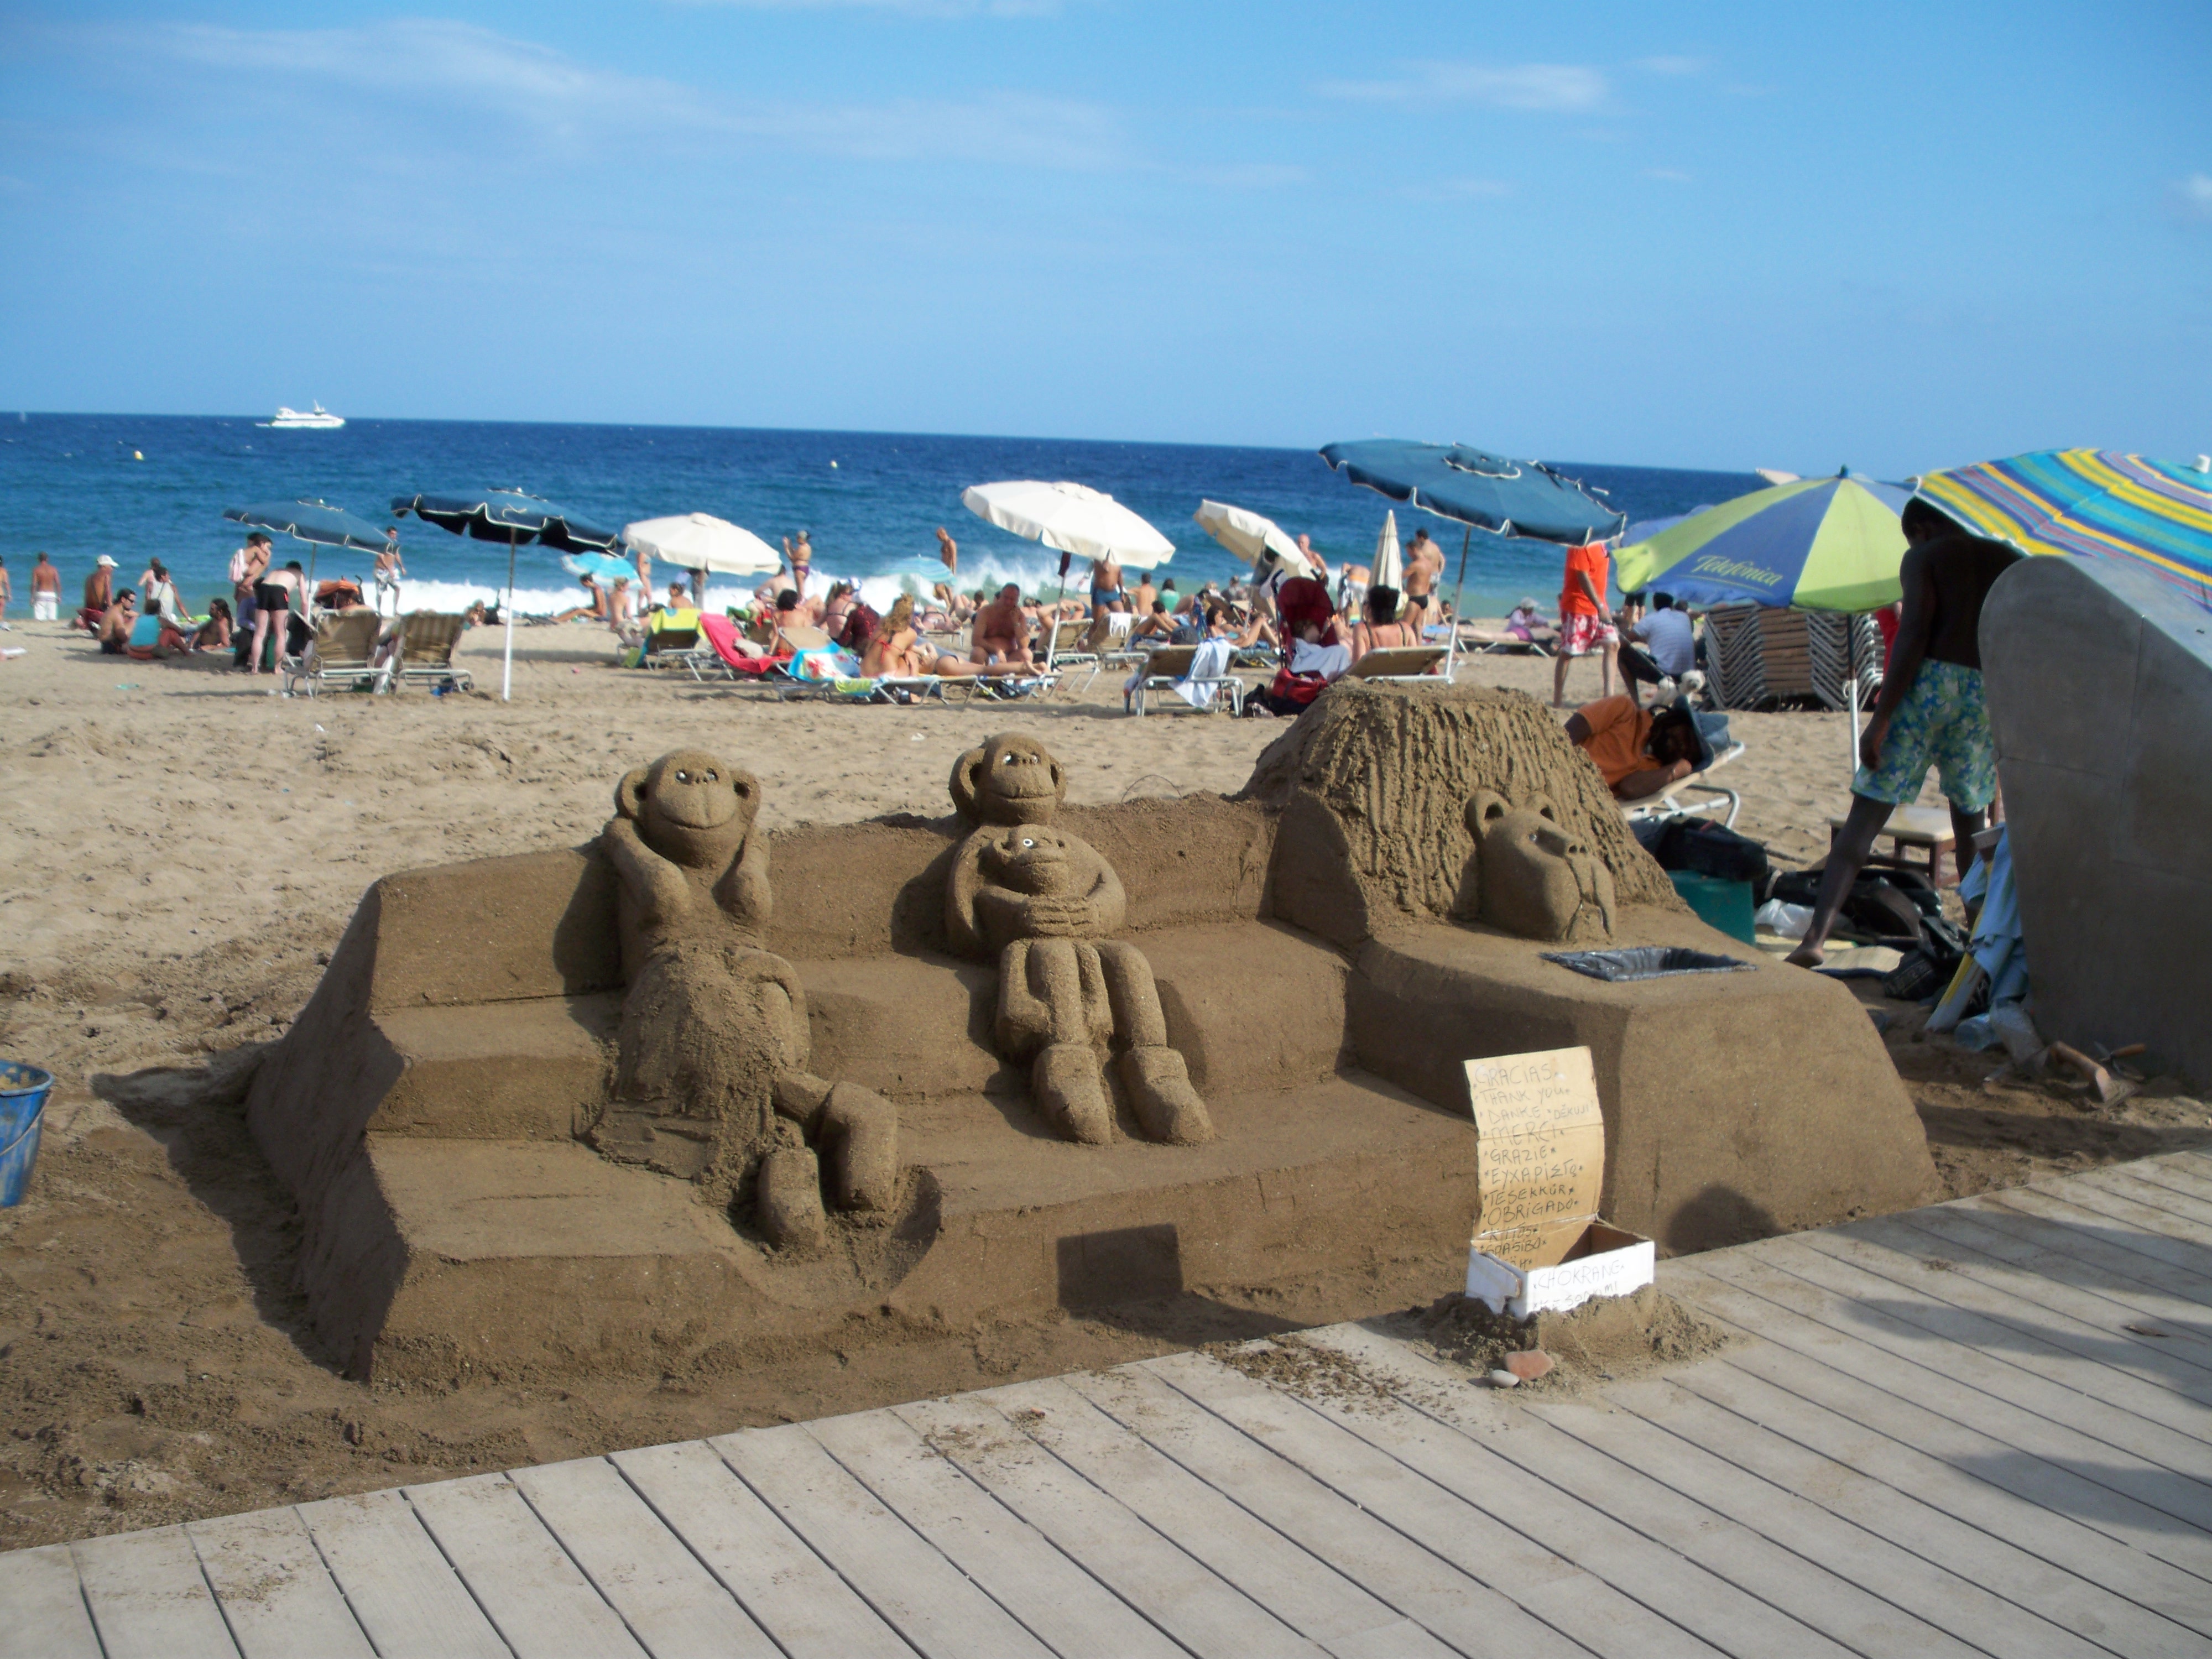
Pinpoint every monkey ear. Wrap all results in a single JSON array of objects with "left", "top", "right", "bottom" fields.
[
  {"left": 729, "top": 768, "right": 760, "bottom": 811},
  {"left": 949, "top": 746, "right": 988, "bottom": 820},
  {"left": 1465, "top": 788, "right": 1508, "bottom": 836},
  {"left": 615, "top": 766, "right": 652, "bottom": 821},
  {"left": 1527, "top": 792, "right": 1559, "bottom": 823}
]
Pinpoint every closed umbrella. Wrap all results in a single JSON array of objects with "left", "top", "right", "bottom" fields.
[
  {"left": 1193, "top": 499, "right": 1314, "bottom": 581},
  {"left": 1371, "top": 509, "right": 1403, "bottom": 593},
  {"left": 963, "top": 481, "right": 1176, "bottom": 570},
  {"left": 1614, "top": 474, "right": 1911, "bottom": 612},
  {"left": 1319, "top": 439, "right": 1625, "bottom": 675},
  {"left": 391, "top": 489, "right": 620, "bottom": 701},
  {"left": 1916, "top": 449, "right": 2212, "bottom": 609}
]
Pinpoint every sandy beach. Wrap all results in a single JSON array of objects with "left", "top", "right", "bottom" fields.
[{"left": 4, "top": 615, "right": 2207, "bottom": 1549}]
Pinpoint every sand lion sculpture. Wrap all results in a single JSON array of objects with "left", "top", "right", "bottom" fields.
[
  {"left": 946, "top": 734, "right": 1213, "bottom": 1146},
  {"left": 591, "top": 748, "right": 899, "bottom": 1249}
]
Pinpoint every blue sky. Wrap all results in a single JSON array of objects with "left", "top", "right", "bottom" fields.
[{"left": 1, "top": 1, "right": 2205, "bottom": 474}]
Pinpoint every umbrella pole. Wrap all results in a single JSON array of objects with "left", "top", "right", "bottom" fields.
[
  {"left": 501, "top": 533, "right": 518, "bottom": 702},
  {"left": 1445, "top": 525, "right": 1472, "bottom": 680}
]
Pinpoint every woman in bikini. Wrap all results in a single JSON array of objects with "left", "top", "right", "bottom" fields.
[
  {"left": 1350, "top": 585, "right": 1422, "bottom": 665},
  {"left": 863, "top": 595, "right": 998, "bottom": 679}
]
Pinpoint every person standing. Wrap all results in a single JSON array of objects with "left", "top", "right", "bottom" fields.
[
  {"left": 1551, "top": 539, "right": 1618, "bottom": 707},
  {"left": 0, "top": 555, "right": 11, "bottom": 630},
  {"left": 1082, "top": 551, "right": 1124, "bottom": 653},
  {"left": 77, "top": 554, "right": 117, "bottom": 630},
  {"left": 247, "top": 559, "right": 306, "bottom": 676},
  {"left": 1788, "top": 500, "right": 2022, "bottom": 968},
  {"left": 936, "top": 525, "right": 958, "bottom": 577},
  {"left": 231, "top": 531, "right": 270, "bottom": 655},
  {"left": 374, "top": 528, "right": 406, "bottom": 618},
  {"left": 780, "top": 531, "right": 813, "bottom": 600},
  {"left": 30, "top": 551, "right": 60, "bottom": 622},
  {"left": 1402, "top": 528, "right": 1443, "bottom": 624}
]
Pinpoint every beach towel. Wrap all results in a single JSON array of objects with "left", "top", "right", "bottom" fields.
[{"left": 1175, "top": 638, "right": 1237, "bottom": 709}]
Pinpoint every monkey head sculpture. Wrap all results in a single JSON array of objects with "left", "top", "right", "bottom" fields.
[
  {"left": 949, "top": 733, "right": 1065, "bottom": 826},
  {"left": 945, "top": 735, "right": 1210, "bottom": 1147},
  {"left": 596, "top": 748, "right": 898, "bottom": 1253},
  {"left": 1463, "top": 788, "right": 1617, "bottom": 943}
]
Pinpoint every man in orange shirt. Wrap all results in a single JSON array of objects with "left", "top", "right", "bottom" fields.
[
  {"left": 1552, "top": 540, "right": 1618, "bottom": 708},
  {"left": 1567, "top": 695, "right": 1707, "bottom": 801}
]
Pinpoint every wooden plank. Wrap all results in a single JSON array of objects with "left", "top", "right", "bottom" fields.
[
  {"left": 985, "top": 1374, "right": 1458, "bottom": 1659},
  {"left": 1931, "top": 1189, "right": 2212, "bottom": 1319},
  {"left": 1162, "top": 1330, "right": 1823, "bottom": 1658},
  {"left": 1863, "top": 1207, "right": 2212, "bottom": 1374},
  {"left": 71, "top": 1524, "right": 239, "bottom": 1659},
  {"left": 187, "top": 1507, "right": 375, "bottom": 1658},
  {"left": 612, "top": 1440, "right": 910, "bottom": 1659},
  {"left": 300, "top": 1488, "right": 511, "bottom": 1659},
  {"left": 895, "top": 1392, "right": 1331, "bottom": 1659},
  {"left": 1548, "top": 1377, "right": 2111, "bottom": 1659},
  {"left": 805, "top": 1406, "right": 1185, "bottom": 1659},
  {"left": 1977, "top": 1182, "right": 2212, "bottom": 1283},
  {"left": 1741, "top": 1232, "right": 2212, "bottom": 1462},
  {"left": 1670, "top": 1264, "right": 2212, "bottom": 1636},
  {"left": 0, "top": 1543, "right": 102, "bottom": 1659},
  {"left": 1058, "top": 1363, "right": 1582, "bottom": 1659},
  {"left": 509, "top": 1456, "right": 779, "bottom": 1659},
  {"left": 1094, "top": 1355, "right": 1702, "bottom": 1659},
  {"left": 711, "top": 1423, "right": 1051, "bottom": 1659},
  {"left": 405, "top": 1473, "right": 646, "bottom": 1658},
  {"left": 2082, "top": 1161, "right": 2212, "bottom": 1229}
]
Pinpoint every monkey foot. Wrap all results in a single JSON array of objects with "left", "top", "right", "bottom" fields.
[
  {"left": 1034, "top": 1044, "right": 1113, "bottom": 1145},
  {"left": 1119, "top": 1047, "right": 1214, "bottom": 1145},
  {"left": 757, "top": 1146, "right": 828, "bottom": 1252}
]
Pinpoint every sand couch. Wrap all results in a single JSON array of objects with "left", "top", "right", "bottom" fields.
[{"left": 248, "top": 685, "right": 1934, "bottom": 1381}]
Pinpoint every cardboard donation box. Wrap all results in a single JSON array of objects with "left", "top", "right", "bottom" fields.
[{"left": 1463, "top": 1046, "right": 1655, "bottom": 1318}]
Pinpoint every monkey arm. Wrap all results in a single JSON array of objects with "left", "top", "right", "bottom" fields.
[
  {"left": 712, "top": 827, "right": 773, "bottom": 938},
  {"left": 1082, "top": 853, "right": 1128, "bottom": 935},
  {"left": 945, "top": 832, "right": 994, "bottom": 956},
  {"left": 602, "top": 816, "right": 690, "bottom": 930}
]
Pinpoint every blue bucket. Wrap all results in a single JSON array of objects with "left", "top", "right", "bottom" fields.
[{"left": 0, "top": 1061, "right": 54, "bottom": 1208}]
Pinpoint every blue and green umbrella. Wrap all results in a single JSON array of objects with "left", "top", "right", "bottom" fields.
[
  {"left": 1916, "top": 449, "right": 2212, "bottom": 611},
  {"left": 1614, "top": 473, "right": 1911, "bottom": 613}
]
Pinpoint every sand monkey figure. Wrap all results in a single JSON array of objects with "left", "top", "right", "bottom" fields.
[
  {"left": 596, "top": 749, "right": 898, "bottom": 1249},
  {"left": 1460, "top": 789, "right": 1616, "bottom": 943},
  {"left": 945, "top": 734, "right": 1213, "bottom": 1147}
]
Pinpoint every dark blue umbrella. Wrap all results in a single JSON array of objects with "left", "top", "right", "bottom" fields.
[
  {"left": 392, "top": 490, "right": 622, "bottom": 700},
  {"left": 223, "top": 498, "right": 393, "bottom": 601},
  {"left": 1318, "top": 439, "right": 1626, "bottom": 672}
]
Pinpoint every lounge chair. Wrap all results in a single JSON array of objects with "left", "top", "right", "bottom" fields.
[
  {"left": 1032, "top": 619, "right": 1102, "bottom": 696},
  {"left": 281, "top": 610, "right": 388, "bottom": 697},
  {"left": 1622, "top": 714, "right": 1746, "bottom": 830},
  {"left": 1346, "top": 645, "right": 1450, "bottom": 684},
  {"left": 388, "top": 612, "right": 473, "bottom": 693},
  {"left": 1128, "top": 643, "right": 1244, "bottom": 717}
]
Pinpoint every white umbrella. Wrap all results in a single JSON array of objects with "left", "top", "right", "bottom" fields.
[
  {"left": 622, "top": 512, "right": 782, "bottom": 576},
  {"left": 1371, "top": 509, "right": 1403, "bottom": 591},
  {"left": 962, "top": 480, "right": 1176, "bottom": 570},
  {"left": 1193, "top": 499, "right": 1314, "bottom": 579}
]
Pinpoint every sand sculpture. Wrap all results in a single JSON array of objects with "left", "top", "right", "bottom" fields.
[
  {"left": 1463, "top": 789, "right": 1618, "bottom": 942},
  {"left": 244, "top": 682, "right": 1936, "bottom": 1383},
  {"left": 588, "top": 748, "right": 899, "bottom": 1248},
  {"left": 946, "top": 735, "right": 1213, "bottom": 1146}
]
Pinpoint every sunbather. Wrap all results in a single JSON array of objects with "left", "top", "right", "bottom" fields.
[
  {"left": 189, "top": 598, "right": 233, "bottom": 654},
  {"left": 970, "top": 583, "right": 1035, "bottom": 668},
  {"left": 97, "top": 591, "right": 137, "bottom": 655},
  {"left": 864, "top": 595, "right": 1002, "bottom": 678},
  {"left": 1350, "top": 585, "right": 1423, "bottom": 663},
  {"left": 1566, "top": 695, "right": 1705, "bottom": 801},
  {"left": 1504, "top": 598, "right": 1556, "bottom": 646}
]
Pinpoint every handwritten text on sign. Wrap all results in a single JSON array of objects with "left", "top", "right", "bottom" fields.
[{"left": 1465, "top": 1047, "right": 1604, "bottom": 1239}]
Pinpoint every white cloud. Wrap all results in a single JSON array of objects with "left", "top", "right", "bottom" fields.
[
  {"left": 86, "top": 19, "right": 1123, "bottom": 170},
  {"left": 2174, "top": 173, "right": 2212, "bottom": 221},
  {"left": 1319, "top": 61, "right": 1608, "bottom": 114}
]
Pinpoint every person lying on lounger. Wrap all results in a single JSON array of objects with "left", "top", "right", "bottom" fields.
[
  {"left": 1566, "top": 695, "right": 1707, "bottom": 801},
  {"left": 864, "top": 594, "right": 1006, "bottom": 678}
]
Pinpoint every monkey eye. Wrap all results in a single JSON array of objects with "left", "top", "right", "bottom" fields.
[
  {"left": 703, "top": 770, "right": 718, "bottom": 782},
  {"left": 674, "top": 769, "right": 691, "bottom": 783},
  {"left": 1021, "top": 837, "right": 1036, "bottom": 848}
]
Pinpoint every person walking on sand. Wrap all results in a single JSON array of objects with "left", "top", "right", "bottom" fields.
[
  {"left": 0, "top": 555, "right": 11, "bottom": 630},
  {"left": 31, "top": 552, "right": 60, "bottom": 622},
  {"left": 374, "top": 528, "right": 406, "bottom": 618},
  {"left": 1788, "top": 499, "right": 2022, "bottom": 968},
  {"left": 1552, "top": 539, "right": 1618, "bottom": 707},
  {"left": 936, "top": 525, "right": 958, "bottom": 576}
]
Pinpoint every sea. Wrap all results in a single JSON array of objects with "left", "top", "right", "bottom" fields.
[{"left": 0, "top": 413, "right": 1757, "bottom": 620}]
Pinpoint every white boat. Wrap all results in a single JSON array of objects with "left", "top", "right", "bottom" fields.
[{"left": 263, "top": 403, "right": 345, "bottom": 430}]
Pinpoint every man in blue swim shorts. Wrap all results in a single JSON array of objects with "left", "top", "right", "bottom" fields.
[{"left": 1790, "top": 500, "right": 2021, "bottom": 967}]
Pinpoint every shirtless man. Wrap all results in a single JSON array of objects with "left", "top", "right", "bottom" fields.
[
  {"left": 98, "top": 590, "right": 137, "bottom": 654},
  {"left": 76, "top": 555, "right": 116, "bottom": 630},
  {"left": 1402, "top": 528, "right": 1443, "bottom": 623},
  {"left": 30, "top": 552, "right": 60, "bottom": 622},
  {"left": 1789, "top": 500, "right": 2021, "bottom": 968},
  {"left": 1131, "top": 571, "right": 1157, "bottom": 616},
  {"left": 970, "top": 583, "right": 1035, "bottom": 667},
  {"left": 1079, "top": 552, "right": 1126, "bottom": 652},
  {"left": 936, "top": 525, "right": 958, "bottom": 576}
]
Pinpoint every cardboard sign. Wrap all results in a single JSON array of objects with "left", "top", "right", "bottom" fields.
[{"left": 1465, "top": 1047, "right": 1604, "bottom": 1269}]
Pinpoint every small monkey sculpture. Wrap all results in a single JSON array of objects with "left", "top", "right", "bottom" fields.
[
  {"left": 1462, "top": 788, "right": 1617, "bottom": 942},
  {"left": 944, "top": 734, "right": 1212, "bottom": 1146},
  {"left": 596, "top": 748, "right": 898, "bottom": 1249}
]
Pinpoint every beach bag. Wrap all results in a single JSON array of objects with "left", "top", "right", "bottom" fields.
[
  {"left": 1638, "top": 818, "right": 1770, "bottom": 890},
  {"left": 1266, "top": 666, "right": 1329, "bottom": 708}
]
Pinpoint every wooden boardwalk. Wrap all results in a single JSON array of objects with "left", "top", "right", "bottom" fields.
[{"left": 9, "top": 1150, "right": 2212, "bottom": 1657}]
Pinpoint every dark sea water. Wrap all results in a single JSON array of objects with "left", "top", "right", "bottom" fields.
[{"left": 0, "top": 414, "right": 1757, "bottom": 619}]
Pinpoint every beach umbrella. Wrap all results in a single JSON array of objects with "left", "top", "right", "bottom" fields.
[
  {"left": 962, "top": 481, "right": 1176, "bottom": 571},
  {"left": 223, "top": 499, "right": 390, "bottom": 593},
  {"left": 1371, "top": 509, "right": 1404, "bottom": 593},
  {"left": 561, "top": 551, "right": 637, "bottom": 585},
  {"left": 1614, "top": 474, "right": 1911, "bottom": 612},
  {"left": 1915, "top": 449, "right": 2212, "bottom": 610},
  {"left": 621, "top": 513, "right": 782, "bottom": 578},
  {"left": 1319, "top": 439, "right": 1626, "bottom": 675},
  {"left": 1193, "top": 499, "right": 1314, "bottom": 581},
  {"left": 391, "top": 489, "right": 620, "bottom": 701}
]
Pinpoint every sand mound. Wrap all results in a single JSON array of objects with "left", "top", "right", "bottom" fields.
[
  {"left": 1241, "top": 682, "right": 1680, "bottom": 947},
  {"left": 1404, "top": 1284, "right": 1734, "bottom": 1392}
]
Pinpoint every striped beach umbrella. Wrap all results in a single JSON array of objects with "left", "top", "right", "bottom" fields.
[
  {"left": 1614, "top": 473, "right": 1911, "bottom": 613},
  {"left": 1916, "top": 450, "right": 2212, "bottom": 609}
]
